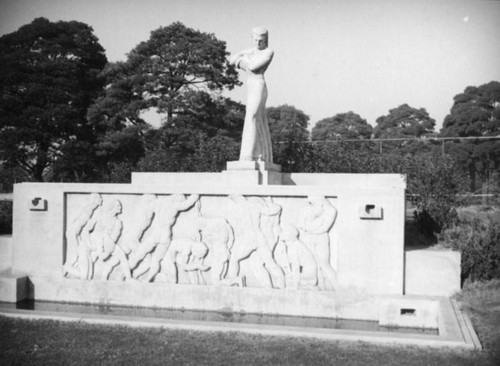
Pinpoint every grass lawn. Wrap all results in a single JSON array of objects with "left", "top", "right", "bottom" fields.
[
  {"left": 0, "top": 318, "right": 494, "bottom": 366},
  {"left": 1, "top": 280, "right": 499, "bottom": 366}
]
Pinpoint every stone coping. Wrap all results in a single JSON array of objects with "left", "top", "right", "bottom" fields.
[
  {"left": 16, "top": 182, "right": 402, "bottom": 197},
  {"left": 0, "top": 297, "right": 481, "bottom": 350}
]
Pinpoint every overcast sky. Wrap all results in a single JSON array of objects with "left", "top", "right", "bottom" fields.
[{"left": 1, "top": 0, "right": 499, "bottom": 130}]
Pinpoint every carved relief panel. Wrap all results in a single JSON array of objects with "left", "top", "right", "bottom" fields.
[{"left": 63, "top": 193, "right": 338, "bottom": 291}]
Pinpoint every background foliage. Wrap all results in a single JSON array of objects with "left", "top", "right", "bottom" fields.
[{"left": 440, "top": 212, "right": 500, "bottom": 283}]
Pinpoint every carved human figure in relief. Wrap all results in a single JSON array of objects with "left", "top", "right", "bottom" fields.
[
  {"left": 101, "top": 194, "right": 157, "bottom": 280},
  {"left": 128, "top": 194, "right": 199, "bottom": 282},
  {"left": 226, "top": 195, "right": 284, "bottom": 289},
  {"left": 279, "top": 224, "right": 318, "bottom": 289},
  {"left": 63, "top": 193, "right": 102, "bottom": 279},
  {"left": 297, "top": 196, "right": 338, "bottom": 290},
  {"left": 162, "top": 237, "right": 209, "bottom": 285},
  {"left": 86, "top": 198, "right": 124, "bottom": 279},
  {"left": 229, "top": 27, "right": 274, "bottom": 162},
  {"left": 197, "top": 216, "right": 235, "bottom": 286}
]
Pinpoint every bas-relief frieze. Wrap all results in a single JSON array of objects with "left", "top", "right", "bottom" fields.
[{"left": 63, "top": 193, "right": 338, "bottom": 291}]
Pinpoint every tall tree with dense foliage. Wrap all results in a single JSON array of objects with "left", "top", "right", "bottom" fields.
[
  {"left": 441, "top": 81, "right": 500, "bottom": 138},
  {"left": 267, "top": 105, "right": 310, "bottom": 171},
  {"left": 440, "top": 81, "right": 500, "bottom": 192},
  {"left": 311, "top": 111, "right": 374, "bottom": 152},
  {"left": 135, "top": 97, "right": 244, "bottom": 176},
  {"left": 373, "top": 104, "right": 436, "bottom": 139},
  {"left": 87, "top": 22, "right": 241, "bottom": 178},
  {"left": 89, "top": 22, "right": 240, "bottom": 131},
  {"left": 0, "top": 17, "right": 107, "bottom": 181},
  {"left": 372, "top": 104, "right": 436, "bottom": 154},
  {"left": 311, "top": 111, "right": 372, "bottom": 141},
  {"left": 267, "top": 105, "right": 309, "bottom": 142}
]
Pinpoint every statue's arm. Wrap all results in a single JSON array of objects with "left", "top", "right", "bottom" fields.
[
  {"left": 110, "top": 220, "right": 123, "bottom": 243},
  {"left": 261, "top": 202, "right": 281, "bottom": 216},
  {"left": 238, "top": 49, "right": 274, "bottom": 72},
  {"left": 178, "top": 194, "right": 199, "bottom": 212},
  {"left": 229, "top": 48, "right": 253, "bottom": 65},
  {"left": 309, "top": 204, "right": 338, "bottom": 234}
]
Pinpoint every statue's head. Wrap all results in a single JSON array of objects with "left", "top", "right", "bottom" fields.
[
  {"left": 105, "top": 198, "right": 122, "bottom": 215},
  {"left": 252, "top": 26, "right": 268, "bottom": 50},
  {"left": 90, "top": 193, "right": 103, "bottom": 207},
  {"left": 171, "top": 194, "right": 185, "bottom": 202},
  {"left": 141, "top": 194, "right": 157, "bottom": 205},
  {"left": 307, "top": 195, "right": 324, "bottom": 206}
]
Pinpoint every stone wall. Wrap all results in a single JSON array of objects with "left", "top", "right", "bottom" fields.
[{"left": 5, "top": 173, "right": 407, "bottom": 317}]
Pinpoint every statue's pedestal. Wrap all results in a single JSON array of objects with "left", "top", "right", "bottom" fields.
[
  {"left": 224, "top": 160, "right": 282, "bottom": 186},
  {"left": 1, "top": 169, "right": 478, "bottom": 349}
]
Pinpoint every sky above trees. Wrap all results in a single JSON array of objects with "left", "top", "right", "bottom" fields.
[{"left": 1, "top": 0, "right": 499, "bottom": 130}]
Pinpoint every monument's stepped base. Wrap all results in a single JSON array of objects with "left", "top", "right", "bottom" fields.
[
  {"left": 0, "top": 169, "right": 471, "bottom": 347},
  {"left": 19, "top": 275, "right": 438, "bottom": 324}
]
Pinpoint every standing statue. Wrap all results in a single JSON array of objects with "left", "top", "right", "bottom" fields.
[{"left": 229, "top": 27, "right": 274, "bottom": 163}]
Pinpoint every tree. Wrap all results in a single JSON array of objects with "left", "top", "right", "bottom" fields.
[
  {"left": 311, "top": 111, "right": 374, "bottom": 152},
  {"left": 267, "top": 105, "right": 310, "bottom": 171},
  {"left": 440, "top": 81, "right": 500, "bottom": 192},
  {"left": 372, "top": 104, "right": 436, "bottom": 154},
  {"left": 137, "top": 132, "right": 239, "bottom": 173},
  {"left": 374, "top": 104, "right": 435, "bottom": 139},
  {"left": 86, "top": 22, "right": 242, "bottom": 178},
  {"left": 132, "top": 22, "right": 239, "bottom": 121},
  {"left": 402, "top": 153, "right": 467, "bottom": 236},
  {"left": 441, "top": 81, "right": 500, "bottom": 138},
  {"left": 312, "top": 111, "right": 372, "bottom": 141},
  {"left": 89, "top": 22, "right": 240, "bottom": 129},
  {"left": 0, "top": 18, "right": 107, "bottom": 181},
  {"left": 267, "top": 105, "right": 309, "bottom": 142}
]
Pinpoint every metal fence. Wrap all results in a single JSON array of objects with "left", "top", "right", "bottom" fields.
[{"left": 279, "top": 135, "right": 500, "bottom": 153}]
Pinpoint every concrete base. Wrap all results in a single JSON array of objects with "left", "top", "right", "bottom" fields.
[
  {"left": 9, "top": 178, "right": 407, "bottom": 296},
  {"left": 25, "top": 275, "right": 388, "bottom": 320},
  {"left": 0, "top": 296, "right": 481, "bottom": 350},
  {"left": 9, "top": 274, "right": 449, "bottom": 331},
  {"left": 224, "top": 160, "right": 282, "bottom": 185},
  {"left": 0, "top": 235, "right": 12, "bottom": 272},
  {"left": 379, "top": 297, "right": 438, "bottom": 329},
  {"left": 0, "top": 169, "right": 479, "bottom": 349},
  {"left": 0, "top": 272, "right": 30, "bottom": 302},
  {"left": 405, "top": 248, "right": 461, "bottom": 297}
]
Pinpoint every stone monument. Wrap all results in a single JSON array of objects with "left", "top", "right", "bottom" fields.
[{"left": 0, "top": 26, "right": 475, "bottom": 348}]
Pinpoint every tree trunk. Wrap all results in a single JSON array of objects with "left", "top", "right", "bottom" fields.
[{"left": 33, "top": 142, "right": 49, "bottom": 182}]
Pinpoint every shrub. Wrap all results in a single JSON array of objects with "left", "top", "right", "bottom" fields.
[
  {"left": 440, "top": 215, "right": 500, "bottom": 283},
  {"left": 402, "top": 153, "right": 467, "bottom": 235}
]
